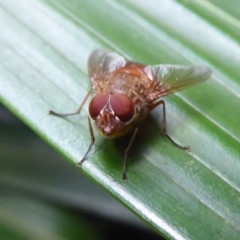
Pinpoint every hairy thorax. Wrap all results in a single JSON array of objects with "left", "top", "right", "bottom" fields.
[{"left": 92, "top": 65, "right": 154, "bottom": 105}]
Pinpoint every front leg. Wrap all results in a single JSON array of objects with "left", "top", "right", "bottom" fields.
[
  {"left": 122, "top": 127, "right": 139, "bottom": 181},
  {"left": 48, "top": 89, "right": 92, "bottom": 117}
]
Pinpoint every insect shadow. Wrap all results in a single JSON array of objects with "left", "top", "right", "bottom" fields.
[{"left": 96, "top": 112, "right": 171, "bottom": 178}]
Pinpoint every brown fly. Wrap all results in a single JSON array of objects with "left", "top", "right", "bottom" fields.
[{"left": 49, "top": 48, "right": 212, "bottom": 180}]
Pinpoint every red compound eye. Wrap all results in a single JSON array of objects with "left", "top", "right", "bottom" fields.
[
  {"left": 110, "top": 93, "right": 134, "bottom": 122},
  {"left": 89, "top": 93, "right": 109, "bottom": 119}
]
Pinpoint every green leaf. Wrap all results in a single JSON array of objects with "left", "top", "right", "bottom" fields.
[
  {"left": 0, "top": 109, "right": 145, "bottom": 230},
  {"left": 1, "top": 0, "right": 240, "bottom": 239}
]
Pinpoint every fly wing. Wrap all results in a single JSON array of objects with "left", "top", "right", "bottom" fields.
[
  {"left": 88, "top": 48, "right": 126, "bottom": 79},
  {"left": 147, "top": 64, "right": 212, "bottom": 97}
]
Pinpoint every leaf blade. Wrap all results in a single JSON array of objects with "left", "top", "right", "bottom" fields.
[{"left": 1, "top": 0, "right": 240, "bottom": 239}]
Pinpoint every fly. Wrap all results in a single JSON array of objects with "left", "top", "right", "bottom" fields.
[{"left": 48, "top": 48, "right": 212, "bottom": 180}]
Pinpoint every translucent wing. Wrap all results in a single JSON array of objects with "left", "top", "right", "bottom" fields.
[
  {"left": 147, "top": 64, "right": 212, "bottom": 97},
  {"left": 88, "top": 48, "right": 126, "bottom": 79}
]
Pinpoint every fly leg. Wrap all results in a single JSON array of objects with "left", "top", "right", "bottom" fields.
[
  {"left": 149, "top": 100, "right": 191, "bottom": 151},
  {"left": 48, "top": 89, "right": 95, "bottom": 164},
  {"left": 48, "top": 89, "right": 92, "bottom": 117},
  {"left": 77, "top": 116, "right": 95, "bottom": 166},
  {"left": 122, "top": 127, "right": 139, "bottom": 181}
]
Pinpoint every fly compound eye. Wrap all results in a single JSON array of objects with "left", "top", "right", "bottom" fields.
[
  {"left": 89, "top": 93, "right": 109, "bottom": 119},
  {"left": 110, "top": 93, "right": 134, "bottom": 123}
]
